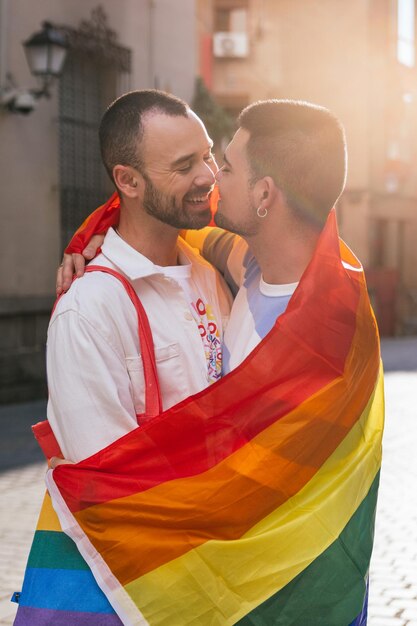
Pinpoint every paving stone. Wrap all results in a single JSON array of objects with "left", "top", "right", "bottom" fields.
[
  {"left": 391, "top": 600, "right": 417, "bottom": 611},
  {"left": 388, "top": 589, "right": 417, "bottom": 600},
  {"left": 0, "top": 598, "right": 17, "bottom": 621},
  {"left": 369, "top": 604, "right": 403, "bottom": 617},
  {"left": 402, "top": 608, "right": 417, "bottom": 620},
  {"left": 368, "top": 618, "right": 407, "bottom": 626}
]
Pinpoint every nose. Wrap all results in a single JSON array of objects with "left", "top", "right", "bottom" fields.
[
  {"left": 194, "top": 160, "right": 217, "bottom": 187},
  {"left": 215, "top": 168, "right": 223, "bottom": 182}
]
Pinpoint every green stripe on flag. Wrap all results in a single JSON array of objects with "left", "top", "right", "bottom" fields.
[
  {"left": 237, "top": 472, "right": 379, "bottom": 626},
  {"left": 27, "top": 530, "right": 90, "bottom": 570}
]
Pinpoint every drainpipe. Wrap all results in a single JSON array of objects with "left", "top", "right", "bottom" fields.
[{"left": 148, "top": 0, "right": 155, "bottom": 88}]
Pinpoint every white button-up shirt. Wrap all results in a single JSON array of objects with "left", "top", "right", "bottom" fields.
[{"left": 47, "top": 228, "right": 232, "bottom": 462}]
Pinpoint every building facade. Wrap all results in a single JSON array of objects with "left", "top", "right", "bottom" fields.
[
  {"left": 2, "top": 0, "right": 416, "bottom": 403},
  {"left": 197, "top": 0, "right": 417, "bottom": 335},
  {"left": 0, "top": 0, "right": 197, "bottom": 403}
]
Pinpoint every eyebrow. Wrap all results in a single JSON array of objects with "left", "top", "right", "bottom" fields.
[
  {"left": 171, "top": 153, "right": 195, "bottom": 167},
  {"left": 171, "top": 141, "right": 214, "bottom": 168}
]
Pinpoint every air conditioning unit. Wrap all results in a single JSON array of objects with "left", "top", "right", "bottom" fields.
[{"left": 213, "top": 32, "right": 249, "bottom": 58}]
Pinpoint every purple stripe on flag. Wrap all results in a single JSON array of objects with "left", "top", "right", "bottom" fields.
[{"left": 14, "top": 605, "right": 123, "bottom": 626}]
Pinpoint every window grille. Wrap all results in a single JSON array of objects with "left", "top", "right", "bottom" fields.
[{"left": 58, "top": 7, "right": 131, "bottom": 250}]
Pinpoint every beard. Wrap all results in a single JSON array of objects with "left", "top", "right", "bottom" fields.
[
  {"left": 142, "top": 176, "right": 212, "bottom": 230},
  {"left": 214, "top": 197, "right": 261, "bottom": 237}
]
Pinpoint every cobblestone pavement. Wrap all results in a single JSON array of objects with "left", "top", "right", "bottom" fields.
[
  {"left": 0, "top": 340, "right": 416, "bottom": 625},
  {"left": 368, "top": 369, "right": 417, "bottom": 626},
  {"left": 0, "top": 463, "right": 45, "bottom": 625}
]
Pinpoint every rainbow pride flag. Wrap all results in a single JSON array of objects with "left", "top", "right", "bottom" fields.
[
  {"left": 63, "top": 192, "right": 120, "bottom": 255},
  {"left": 14, "top": 492, "right": 122, "bottom": 625},
  {"left": 16, "top": 209, "right": 383, "bottom": 625}
]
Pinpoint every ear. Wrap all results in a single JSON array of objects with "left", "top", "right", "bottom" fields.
[
  {"left": 113, "top": 165, "right": 143, "bottom": 198},
  {"left": 252, "top": 176, "right": 281, "bottom": 211}
]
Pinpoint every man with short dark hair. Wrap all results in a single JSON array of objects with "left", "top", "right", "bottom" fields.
[
  {"left": 98, "top": 90, "right": 216, "bottom": 230},
  {"left": 220, "top": 99, "right": 346, "bottom": 229},
  {"left": 187, "top": 99, "right": 348, "bottom": 370},
  {"left": 47, "top": 90, "right": 232, "bottom": 462}
]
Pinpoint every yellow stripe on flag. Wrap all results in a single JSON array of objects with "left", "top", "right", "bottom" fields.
[
  {"left": 36, "top": 492, "right": 63, "bottom": 532},
  {"left": 125, "top": 366, "right": 384, "bottom": 626}
]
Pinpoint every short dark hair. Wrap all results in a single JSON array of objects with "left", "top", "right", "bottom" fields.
[
  {"left": 99, "top": 89, "right": 188, "bottom": 183},
  {"left": 238, "top": 99, "right": 347, "bottom": 225}
]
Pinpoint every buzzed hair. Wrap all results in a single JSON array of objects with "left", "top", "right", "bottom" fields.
[
  {"left": 238, "top": 100, "right": 347, "bottom": 225},
  {"left": 99, "top": 89, "right": 188, "bottom": 183}
]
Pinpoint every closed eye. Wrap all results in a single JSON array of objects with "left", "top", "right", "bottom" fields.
[
  {"left": 221, "top": 153, "right": 232, "bottom": 173},
  {"left": 177, "top": 164, "right": 192, "bottom": 173}
]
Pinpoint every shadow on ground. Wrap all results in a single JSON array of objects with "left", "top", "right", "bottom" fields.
[
  {"left": 381, "top": 337, "right": 417, "bottom": 372},
  {"left": 0, "top": 400, "right": 46, "bottom": 471}
]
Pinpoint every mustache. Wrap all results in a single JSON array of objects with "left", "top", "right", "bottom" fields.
[{"left": 184, "top": 186, "right": 214, "bottom": 199}]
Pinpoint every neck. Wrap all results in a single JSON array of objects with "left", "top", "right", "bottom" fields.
[
  {"left": 245, "top": 219, "right": 320, "bottom": 285},
  {"left": 117, "top": 199, "right": 180, "bottom": 266}
]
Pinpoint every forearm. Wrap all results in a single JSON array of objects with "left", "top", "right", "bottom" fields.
[{"left": 185, "top": 227, "right": 236, "bottom": 276}]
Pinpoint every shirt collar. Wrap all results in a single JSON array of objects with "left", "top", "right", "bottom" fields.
[{"left": 100, "top": 227, "right": 194, "bottom": 280}]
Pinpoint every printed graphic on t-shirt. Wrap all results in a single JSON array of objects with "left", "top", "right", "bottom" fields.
[{"left": 191, "top": 298, "right": 222, "bottom": 383}]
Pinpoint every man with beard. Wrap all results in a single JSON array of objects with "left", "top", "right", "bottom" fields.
[
  {"left": 187, "top": 99, "right": 347, "bottom": 372},
  {"left": 47, "top": 90, "right": 232, "bottom": 462},
  {"left": 51, "top": 100, "right": 375, "bottom": 625}
]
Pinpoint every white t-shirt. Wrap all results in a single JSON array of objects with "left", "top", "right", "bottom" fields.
[{"left": 185, "top": 228, "right": 298, "bottom": 373}]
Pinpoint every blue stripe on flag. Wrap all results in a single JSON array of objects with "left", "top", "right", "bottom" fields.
[{"left": 19, "top": 567, "right": 116, "bottom": 614}]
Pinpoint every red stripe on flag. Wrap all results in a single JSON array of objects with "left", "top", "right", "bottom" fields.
[{"left": 54, "top": 212, "right": 376, "bottom": 512}]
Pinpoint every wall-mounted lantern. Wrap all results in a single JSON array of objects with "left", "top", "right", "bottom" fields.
[
  {"left": 23, "top": 21, "right": 68, "bottom": 97},
  {"left": 1, "top": 21, "right": 68, "bottom": 114}
]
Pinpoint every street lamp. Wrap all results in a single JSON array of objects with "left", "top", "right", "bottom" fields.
[
  {"left": 23, "top": 21, "right": 68, "bottom": 98},
  {"left": 0, "top": 21, "right": 68, "bottom": 114}
]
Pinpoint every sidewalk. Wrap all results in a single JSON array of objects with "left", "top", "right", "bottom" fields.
[
  {"left": 0, "top": 463, "right": 44, "bottom": 625},
  {"left": 368, "top": 370, "right": 417, "bottom": 626},
  {"left": 0, "top": 339, "right": 416, "bottom": 625}
]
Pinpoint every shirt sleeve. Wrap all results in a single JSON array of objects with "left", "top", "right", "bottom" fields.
[
  {"left": 46, "top": 309, "right": 138, "bottom": 463},
  {"left": 185, "top": 227, "right": 249, "bottom": 296}
]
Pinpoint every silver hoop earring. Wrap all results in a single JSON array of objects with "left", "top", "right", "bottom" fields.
[{"left": 257, "top": 206, "right": 268, "bottom": 218}]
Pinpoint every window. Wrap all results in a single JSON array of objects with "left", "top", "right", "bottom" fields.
[
  {"left": 397, "top": 0, "right": 415, "bottom": 67},
  {"left": 57, "top": 8, "right": 131, "bottom": 251},
  {"left": 370, "top": 219, "right": 405, "bottom": 270},
  {"left": 214, "top": 6, "right": 248, "bottom": 33},
  {"left": 370, "top": 219, "right": 389, "bottom": 268},
  {"left": 59, "top": 52, "right": 117, "bottom": 250},
  {"left": 215, "top": 9, "right": 231, "bottom": 31}
]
